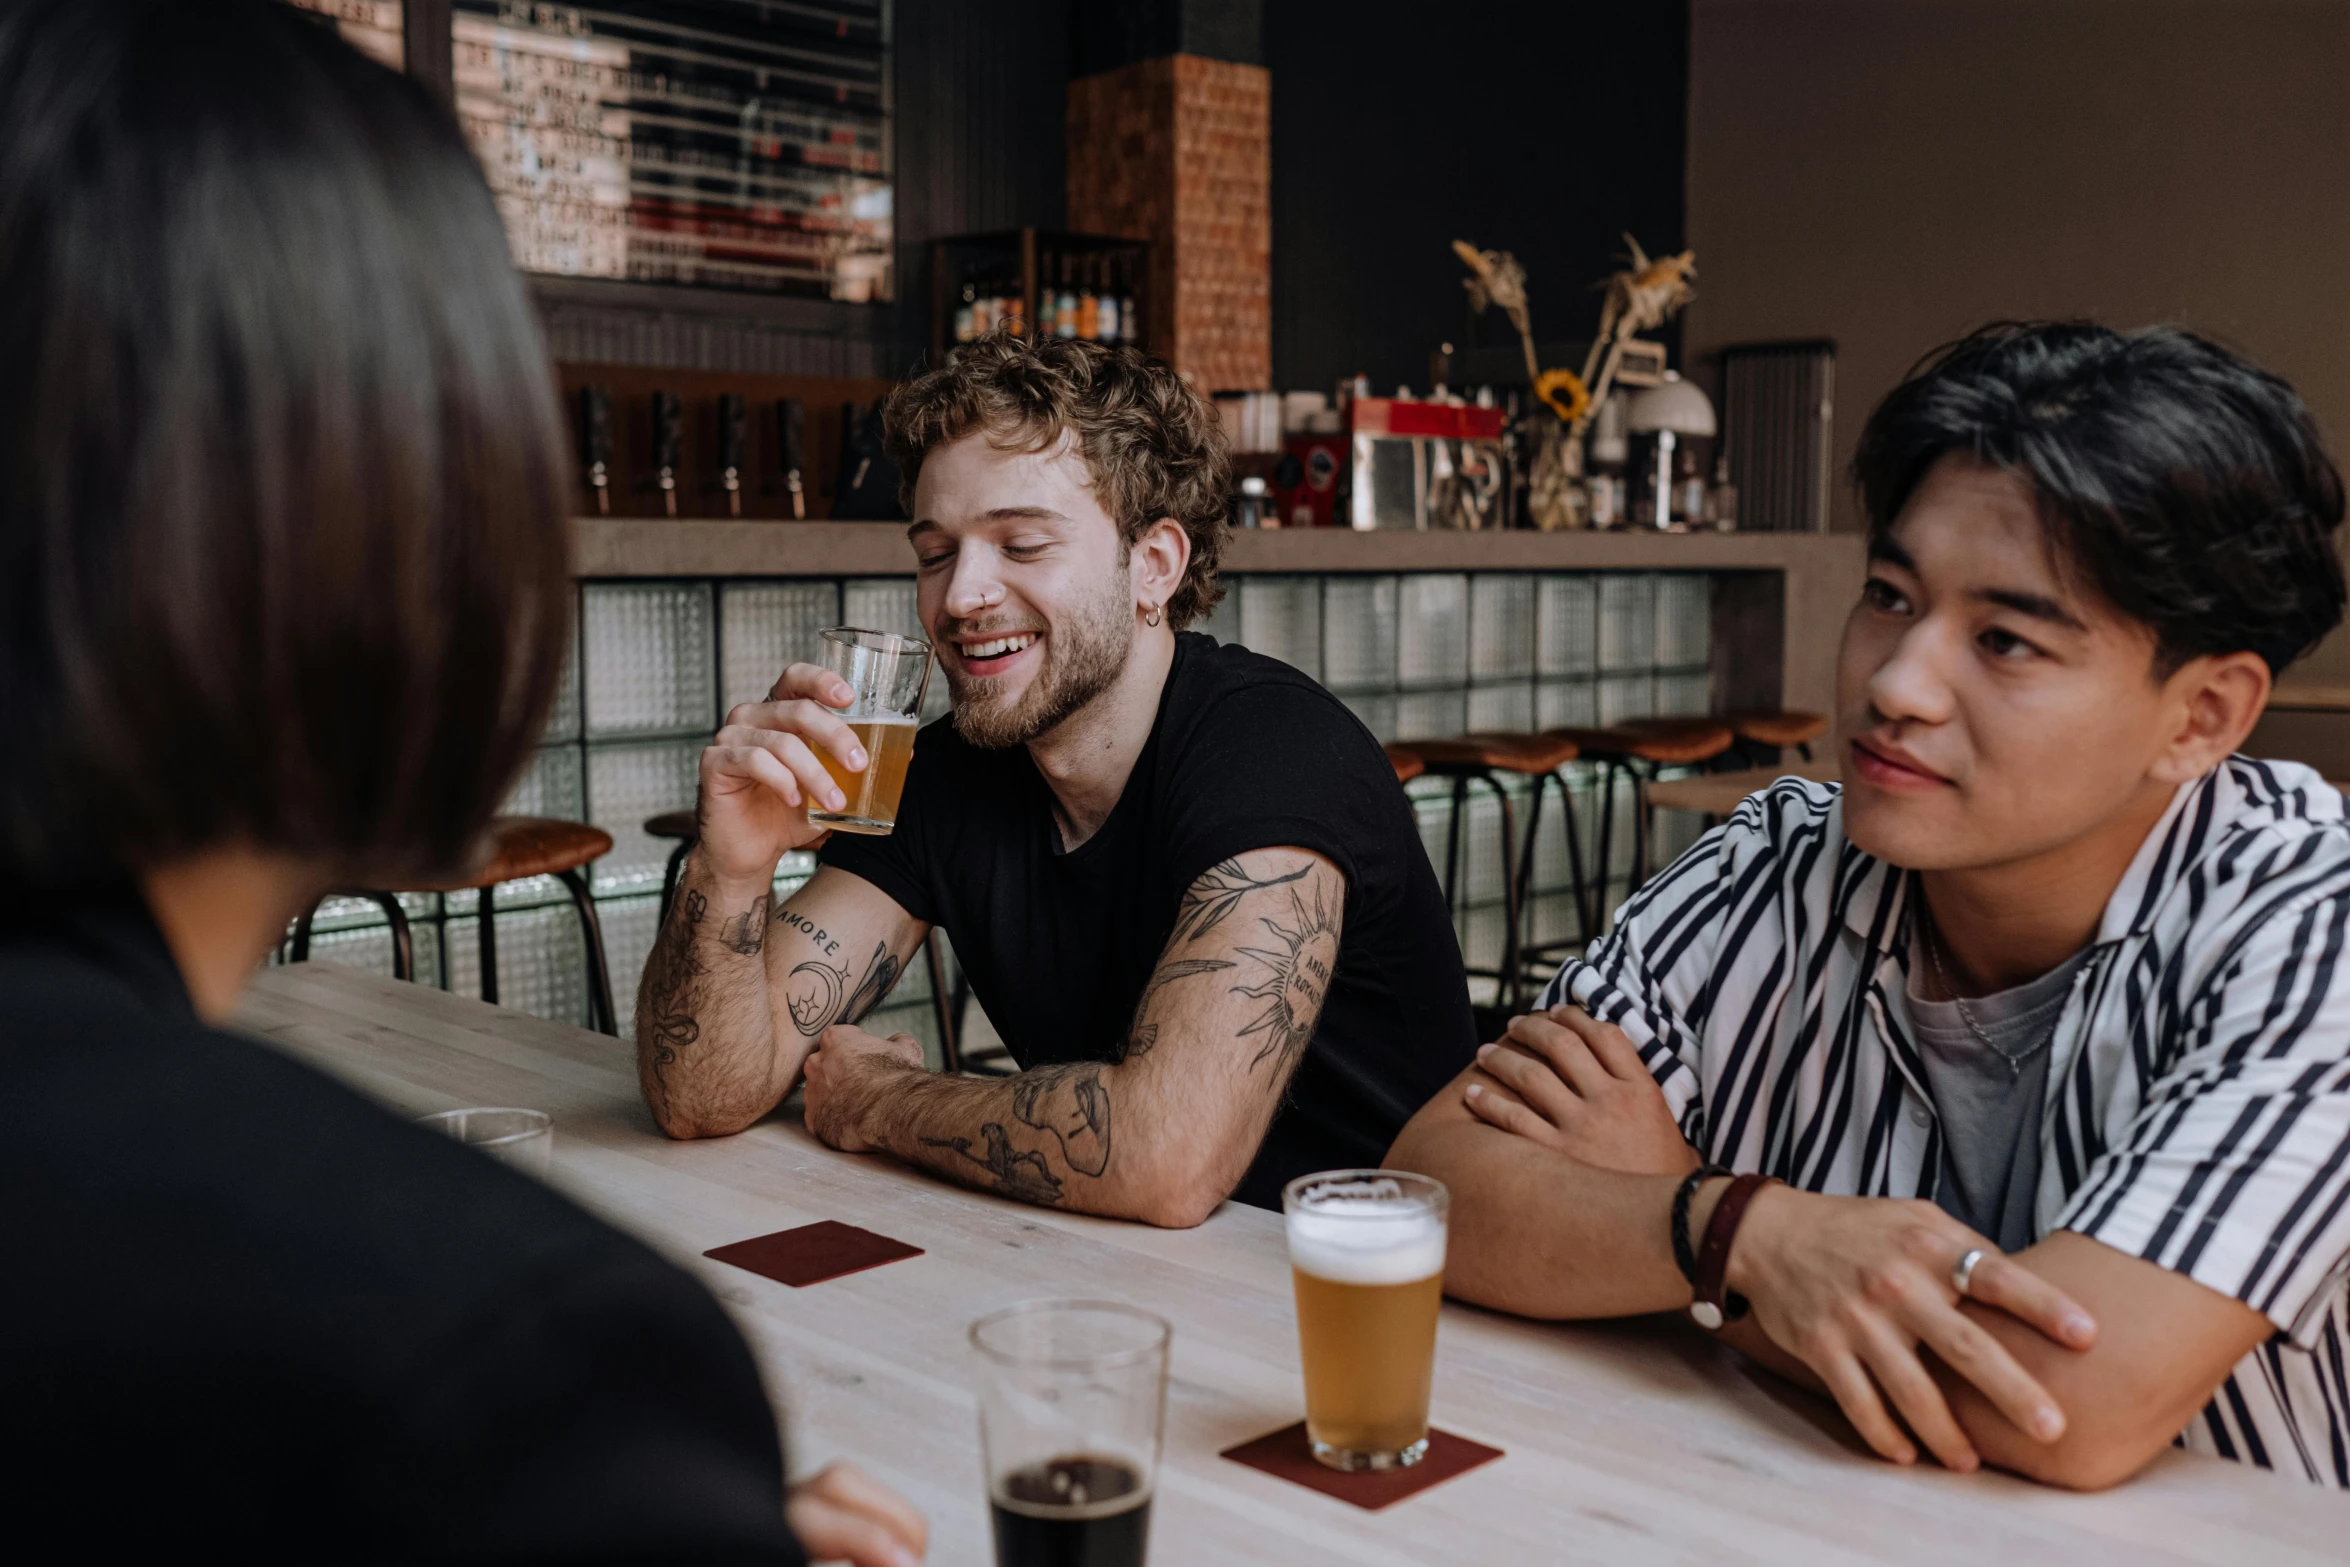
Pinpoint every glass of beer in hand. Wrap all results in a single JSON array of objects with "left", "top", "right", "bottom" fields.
[
  {"left": 1284, "top": 1169, "right": 1449, "bottom": 1471},
  {"left": 970, "top": 1300, "right": 1169, "bottom": 1567},
  {"left": 810, "top": 625, "right": 931, "bottom": 835}
]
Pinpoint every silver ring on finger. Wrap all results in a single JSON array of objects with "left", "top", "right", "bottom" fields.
[{"left": 1952, "top": 1246, "right": 1990, "bottom": 1298}]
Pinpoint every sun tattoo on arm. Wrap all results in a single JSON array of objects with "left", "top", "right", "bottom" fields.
[{"left": 1232, "top": 877, "right": 1342, "bottom": 1070}]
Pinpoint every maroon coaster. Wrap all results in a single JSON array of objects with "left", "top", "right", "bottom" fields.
[
  {"left": 1219, "top": 1421, "right": 1502, "bottom": 1510},
  {"left": 704, "top": 1220, "right": 924, "bottom": 1288}
]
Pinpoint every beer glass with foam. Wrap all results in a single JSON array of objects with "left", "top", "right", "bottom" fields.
[
  {"left": 970, "top": 1300, "right": 1170, "bottom": 1567},
  {"left": 1283, "top": 1169, "right": 1449, "bottom": 1471},
  {"left": 810, "top": 625, "right": 932, "bottom": 835}
]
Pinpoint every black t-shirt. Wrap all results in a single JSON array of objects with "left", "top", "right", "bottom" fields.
[
  {"left": 823, "top": 633, "right": 1477, "bottom": 1209},
  {"left": 0, "top": 889, "right": 805, "bottom": 1564}
]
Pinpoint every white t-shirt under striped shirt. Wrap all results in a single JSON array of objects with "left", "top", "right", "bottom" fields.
[{"left": 1541, "top": 757, "right": 2350, "bottom": 1485}]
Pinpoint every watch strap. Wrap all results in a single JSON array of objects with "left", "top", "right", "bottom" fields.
[
  {"left": 1691, "top": 1172, "right": 1779, "bottom": 1330},
  {"left": 1669, "top": 1164, "right": 1730, "bottom": 1287}
]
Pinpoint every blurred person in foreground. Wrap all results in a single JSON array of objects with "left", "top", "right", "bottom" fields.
[
  {"left": 0, "top": 3, "right": 922, "bottom": 1560},
  {"left": 635, "top": 333, "right": 1475, "bottom": 1225},
  {"left": 1392, "top": 321, "right": 2350, "bottom": 1490}
]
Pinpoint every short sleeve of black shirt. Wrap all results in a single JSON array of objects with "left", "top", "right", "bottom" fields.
[{"left": 822, "top": 636, "right": 1477, "bottom": 1207}]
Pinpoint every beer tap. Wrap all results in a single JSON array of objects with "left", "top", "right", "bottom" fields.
[
  {"left": 717, "top": 393, "right": 746, "bottom": 518},
  {"left": 652, "top": 389, "right": 681, "bottom": 518},
  {"left": 578, "top": 384, "right": 611, "bottom": 515},
  {"left": 777, "top": 396, "right": 807, "bottom": 520}
]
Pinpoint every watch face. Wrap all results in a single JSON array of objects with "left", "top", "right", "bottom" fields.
[{"left": 1689, "top": 1300, "right": 1724, "bottom": 1331}]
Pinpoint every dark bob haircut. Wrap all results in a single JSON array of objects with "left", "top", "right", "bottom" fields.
[
  {"left": 0, "top": 0, "right": 572, "bottom": 890},
  {"left": 1853, "top": 321, "right": 2346, "bottom": 676}
]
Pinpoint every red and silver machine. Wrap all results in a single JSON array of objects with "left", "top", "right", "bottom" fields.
[{"left": 1344, "top": 396, "right": 1509, "bottom": 530}]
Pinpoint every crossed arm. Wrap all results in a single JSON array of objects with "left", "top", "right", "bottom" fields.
[
  {"left": 1385, "top": 1008, "right": 2273, "bottom": 1490},
  {"left": 637, "top": 846, "right": 1346, "bottom": 1229}
]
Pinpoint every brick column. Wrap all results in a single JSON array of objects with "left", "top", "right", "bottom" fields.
[{"left": 1067, "top": 54, "right": 1270, "bottom": 393}]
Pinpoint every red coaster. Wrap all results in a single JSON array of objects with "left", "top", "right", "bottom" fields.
[
  {"left": 704, "top": 1220, "right": 924, "bottom": 1288},
  {"left": 1219, "top": 1421, "right": 1502, "bottom": 1510}
]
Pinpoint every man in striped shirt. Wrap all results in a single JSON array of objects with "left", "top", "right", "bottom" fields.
[{"left": 1393, "top": 322, "right": 2350, "bottom": 1489}]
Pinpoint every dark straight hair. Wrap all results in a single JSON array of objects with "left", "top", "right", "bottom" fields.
[
  {"left": 0, "top": 0, "right": 573, "bottom": 891},
  {"left": 1853, "top": 321, "right": 2346, "bottom": 677}
]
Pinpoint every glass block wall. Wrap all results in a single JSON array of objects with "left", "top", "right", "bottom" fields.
[
  {"left": 290, "top": 571, "right": 1722, "bottom": 1035},
  {"left": 1193, "top": 571, "right": 1716, "bottom": 1004}
]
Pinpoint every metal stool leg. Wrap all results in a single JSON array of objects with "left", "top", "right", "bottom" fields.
[
  {"left": 659, "top": 838, "right": 692, "bottom": 926},
  {"left": 291, "top": 902, "right": 318, "bottom": 963},
  {"left": 1482, "top": 776, "right": 1523, "bottom": 1012},
  {"left": 925, "top": 930, "right": 961, "bottom": 1073},
  {"left": 1440, "top": 774, "right": 1469, "bottom": 912},
  {"left": 478, "top": 882, "right": 499, "bottom": 1007},
  {"left": 366, "top": 893, "right": 414, "bottom": 982},
  {"left": 557, "top": 866, "right": 617, "bottom": 1036}
]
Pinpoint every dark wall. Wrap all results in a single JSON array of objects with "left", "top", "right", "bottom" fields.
[
  {"left": 1268, "top": 1, "right": 1689, "bottom": 397},
  {"left": 890, "top": 0, "right": 1074, "bottom": 374}
]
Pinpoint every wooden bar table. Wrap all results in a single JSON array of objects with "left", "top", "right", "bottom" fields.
[{"left": 237, "top": 964, "right": 2346, "bottom": 1566}]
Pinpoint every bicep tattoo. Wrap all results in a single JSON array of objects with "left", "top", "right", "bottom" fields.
[
  {"left": 1171, "top": 858, "right": 1311, "bottom": 943},
  {"left": 1232, "top": 876, "right": 1342, "bottom": 1071},
  {"left": 776, "top": 906, "right": 908, "bottom": 1038}
]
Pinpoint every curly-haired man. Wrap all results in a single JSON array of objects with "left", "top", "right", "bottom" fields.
[{"left": 635, "top": 334, "right": 1475, "bottom": 1225}]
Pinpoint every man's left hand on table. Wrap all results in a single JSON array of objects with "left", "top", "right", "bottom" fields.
[
  {"left": 1462, "top": 1005, "right": 1698, "bottom": 1177},
  {"left": 803, "top": 1022, "right": 924, "bottom": 1153}
]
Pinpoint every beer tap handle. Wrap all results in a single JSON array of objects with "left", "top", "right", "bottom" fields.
[
  {"left": 717, "top": 392, "right": 746, "bottom": 518},
  {"left": 578, "top": 384, "right": 611, "bottom": 516},
  {"left": 778, "top": 397, "right": 807, "bottom": 520},
  {"left": 652, "top": 390, "right": 681, "bottom": 518}
]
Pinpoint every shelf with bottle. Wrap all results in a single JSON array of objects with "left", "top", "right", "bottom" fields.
[{"left": 929, "top": 229, "right": 1153, "bottom": 364}]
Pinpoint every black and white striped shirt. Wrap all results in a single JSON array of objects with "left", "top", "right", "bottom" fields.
[{"left": 1541, "top": 757, "right": 2350, "bottom": 1484}]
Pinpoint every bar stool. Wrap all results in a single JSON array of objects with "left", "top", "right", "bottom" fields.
[
  {"left": 1388, "top": 732, "right": 1584, "bottom": 1013},
  {"left": 1546, "top": 717, "right": 1736, "bottom": 913},
  {"left": 291, "top": 816, "right": 620, "bottom": 1036},
  {"left": 1722, "top": 709, "right": 1828, "bottom": 765},
  {"left": 646, "top": 808, "right": 697, "bottom": 922}
]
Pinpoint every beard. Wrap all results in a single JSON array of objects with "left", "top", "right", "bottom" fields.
[{"left": 947, "top": 567, "right": 1135, "bottom": 750}]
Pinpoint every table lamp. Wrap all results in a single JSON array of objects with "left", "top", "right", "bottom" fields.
[{"left": 1625, "top": 371, "right": 1716, "bottom": 528}]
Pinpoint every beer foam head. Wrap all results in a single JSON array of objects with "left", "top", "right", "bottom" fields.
[{"left": 1286, "top": 1184, "right": 1446, "bottom": 1285}]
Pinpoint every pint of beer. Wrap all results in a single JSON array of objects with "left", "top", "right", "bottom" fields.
[
  {"left": 1283, "top": 1170, "right": 1449, "bottom": 1471},
  {"left": 809, "top": 626, "right": 932, "bottom": 835}
]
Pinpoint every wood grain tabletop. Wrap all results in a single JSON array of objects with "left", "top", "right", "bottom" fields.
[{"left": 236, "top": 962, "right": 2348, "bottom": 1566}]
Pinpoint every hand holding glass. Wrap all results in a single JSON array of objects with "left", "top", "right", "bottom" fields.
[{"left": 809, "top": 626, "right": 931, "bottom": 835}]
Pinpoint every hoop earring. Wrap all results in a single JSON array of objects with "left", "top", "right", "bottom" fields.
[{"left": 1144, "top": 603, "right": 1164, "bottom": 628}]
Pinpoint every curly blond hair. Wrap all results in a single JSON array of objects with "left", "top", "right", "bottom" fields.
[{"left": 882, "top": 332, "right": 1231, "bottom": 630}]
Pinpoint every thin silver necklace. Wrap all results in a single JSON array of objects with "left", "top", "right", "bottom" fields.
[{"left": 1919, "top": 906, "right": 2044, "bottom": 1083}]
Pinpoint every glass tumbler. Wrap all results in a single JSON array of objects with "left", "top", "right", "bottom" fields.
[
  {"left": 416, "top": 1107, "right": 553, "bottom": 1178},
  {"left": 810, "top": 626, "right": 932, "bottom": 835},
  {"left": 970, "top": 1299, "right": 1169, "bottom": 1567},
  {"left": 1283, "top": 1169, "right": 1449, "bottom": 1471}
]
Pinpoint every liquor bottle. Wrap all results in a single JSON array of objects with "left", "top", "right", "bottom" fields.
[
  {"left": 1117, "top": 258, "right": 1138, "bottom": 348},
  {"left": 1675, "top": 447, "right": 1706, "bottom": 529},
  {"left": 954, "top": 282, "right": 975, "bottom": 343},
  {"left": 1076, "top": 258, "right": 1099, "bottom": 341},
  {"left": 1036, "top": 254, "right": 1060, "bottom": 339},
  {"left": 1056, "top": 257, "right": 1078, "bottom": 339},
  {"left": 1707, "top": 452, "right": 1738, "bottom": 531},
  {"left": 1001, "top": 269, "right": 1026, "bottom": 337},
  {"left": 1098, "top": 257, "right": 1121, "bottom": 344}
]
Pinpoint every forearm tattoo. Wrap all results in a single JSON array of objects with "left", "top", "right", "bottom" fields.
[
  {"left": 918, "top": 1062, "right": 1109, "bottom": 1203},
  {"left": 635, "top": 888, "right": 708, "bottom": 1119}
]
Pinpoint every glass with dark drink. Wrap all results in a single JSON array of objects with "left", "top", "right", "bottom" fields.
[{"left": 970, "top": 1300, "right": 1170, "bottom": 1567}]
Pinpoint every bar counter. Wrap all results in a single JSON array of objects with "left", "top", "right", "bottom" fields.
[{"left": 570, "top": 520, "right": 1866, "bottom": 720}]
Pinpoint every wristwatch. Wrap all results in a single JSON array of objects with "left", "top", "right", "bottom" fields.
[{"left": 1686, "top": 1171, "right": 1779, "bottom": 1330}]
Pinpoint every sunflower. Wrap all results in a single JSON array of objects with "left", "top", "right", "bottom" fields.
[{"left": 1534, "top": 367, "right": 1592, "bottom": 425}]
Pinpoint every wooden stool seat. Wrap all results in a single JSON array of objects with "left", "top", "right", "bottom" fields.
[
  {"left": 1385, "top": 744, "right": 1427, "bottom": 786},
  {"left": 1646, "top": 760, "right": 1841, "bottom": 818},
  {"left": 1550, "top": 718, "right": 1736, "bottom": 767},
  {"left": 644, "top": 809, "right": 696, "bottom": 842},
  {"left": 1403, "top": 732, "right": 1582, "bottom": 776},
  {"left": 1724, "top": 710, "right": 1828, "bottom": 750},
  {"left": 411, "top": 816, "right": 614, "bottom": 892}
]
